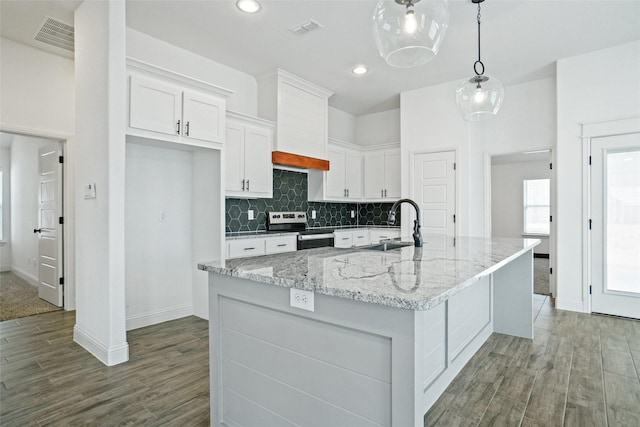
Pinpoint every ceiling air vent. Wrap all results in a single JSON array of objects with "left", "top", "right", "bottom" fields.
[
  {"left": 289, "top": 19, "right": 322, "bottom": 36},
  {"left": 34, "top": 17, "right": 74, "bottom": 52}
]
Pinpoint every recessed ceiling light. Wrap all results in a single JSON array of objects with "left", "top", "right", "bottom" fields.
[
  {"left": 352, "top": 65, "right": 368, "bottom": 75},
  {"left": 236, "top": 0, "right": 261, "bottom": 13}
]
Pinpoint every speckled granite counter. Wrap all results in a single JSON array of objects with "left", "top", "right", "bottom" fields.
[{"left": 199, "top": 235, "right": 539, "bottom": 311}]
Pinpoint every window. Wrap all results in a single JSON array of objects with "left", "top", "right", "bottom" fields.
[{"left": 523, "top": 178, "right": 550, "bottom": 235}]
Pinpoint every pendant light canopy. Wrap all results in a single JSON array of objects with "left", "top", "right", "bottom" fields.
[
  {"left": 455, "top": 0, "right": 504, "bottom": 121},
  {"left": 373, "top": 0, "right": 450, "bottom": 68}
]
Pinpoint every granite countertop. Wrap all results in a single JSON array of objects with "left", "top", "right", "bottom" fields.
[{"left": 199, "top": 235, "right": 539, "bottom": 311}]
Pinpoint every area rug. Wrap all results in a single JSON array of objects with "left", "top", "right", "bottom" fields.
[
  {"left": 0, "top": 271, "right": 61, "bottom": 321},
  {"left": 534, "top": 257, "right": 551, "bottom": 295}
]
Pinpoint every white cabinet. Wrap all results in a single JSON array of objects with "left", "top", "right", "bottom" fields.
[
  {"left": 227, "top": 238, "right": 265, "bottom": 259},
  {"left": 225, "top": 112, "right": 274, "bottom": 198},
  {"left": 129, "top": 72, "right": 227, "bottom": 146},
  {"left": 333, "top": 229, "right": 371, "bottom": 248},
  {"left": 258, "top": 69, "right": 333, "bottom": 160},
  {"left": 369, "top": 228, "right": 401, "bottom": 243},
  {"left": 364, "top": 148, "right": 401, "bottom": 199},
  {"left": 227, "top": 234, "right": 297, "bottom": 259},
  {"left": 308, "top": 140, "right": 362, "bottom": 202}
]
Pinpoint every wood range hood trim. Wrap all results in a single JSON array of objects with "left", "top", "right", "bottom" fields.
[{"left": 271, "top": 151, "right": 330, "bottom": 171}]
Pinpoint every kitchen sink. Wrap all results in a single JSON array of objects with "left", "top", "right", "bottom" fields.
[{"left": 360, "top": 241, "right": 413, "bottom": 251}]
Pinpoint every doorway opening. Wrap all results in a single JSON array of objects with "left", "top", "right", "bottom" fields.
[
  {"left": 489, "top": 149, "right": 555, "bottom": 297},
  {"left": 0, "top": 131, "right": 66, "bottom": 321}
]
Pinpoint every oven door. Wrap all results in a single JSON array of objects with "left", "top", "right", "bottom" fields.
[{"left": 297, "top": 233, "right": 335, "bottom": 250}]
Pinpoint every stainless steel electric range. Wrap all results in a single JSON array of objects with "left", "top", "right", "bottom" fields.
[{"left": 266, "top": 211, "right": 335, "bottom": 250}]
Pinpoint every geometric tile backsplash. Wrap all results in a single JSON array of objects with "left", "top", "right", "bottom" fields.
[{"left": 225, "top": 169, "right": 400, "bottom": 232}]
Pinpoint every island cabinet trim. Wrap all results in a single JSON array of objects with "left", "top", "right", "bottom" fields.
[{"left": 205, "top": 247, "right": 534, "bottom": 426}]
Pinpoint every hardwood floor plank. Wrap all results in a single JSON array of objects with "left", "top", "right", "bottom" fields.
[
  {"left": 604, "top": 371, "right": 640, "bottom": 415},
  {"left": 563, "top": 402, "right": 606, "bottom": 427},
  {"left": 602, "top": 347, "right": 638, "bottom": 378},
  {"left": 476, "top": 395, "right": 526, "bottom": 427}
]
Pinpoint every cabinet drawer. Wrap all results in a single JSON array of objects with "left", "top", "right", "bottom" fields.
[
  {"left": 369, "top": 229, "right": 401, "bottom": 243},
  {"left": 265, "top": 236, "right": 297, "bottom": 254},
  {"left": 228, "top": 238, "right": 266, "bottom": 259},
  {"left": 334, "top": 232, "right": 353, "bottom": 248},
  {"left": 352, "top": 231, "right": 370, "bottom": 247}
]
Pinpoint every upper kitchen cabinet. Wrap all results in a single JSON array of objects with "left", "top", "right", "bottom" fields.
[
  {"left": 258, "top": 69, "right": 333, "bottom": 160},
  {"left": 225, "top": 112, "right": 274, "bottom": 199},
  {"left": 127, "top": 58, "right": 233, "bottom": 149},
  {"left": 308, "top": 139, "right": 362, "bottom": 202},
  {"left": 363, "top": 146, "right": 401, "bottom": 200}
]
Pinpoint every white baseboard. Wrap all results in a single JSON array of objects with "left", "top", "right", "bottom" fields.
[
  {"left": 10, "top": 266, "right": 38, "bottom": 287},
  {"left": 126, "top": 304, "right": 194, "bottom": 331},
  {"left": 73, "top": 325, "right": 129, "bottom": 366},
  {"left": 556, "top": 298, "right": 587, "bottom": 313}
]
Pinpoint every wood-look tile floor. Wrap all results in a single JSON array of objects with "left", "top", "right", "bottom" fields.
[{"left": 1, "top": 296, "right": 638, "bottom": 426}]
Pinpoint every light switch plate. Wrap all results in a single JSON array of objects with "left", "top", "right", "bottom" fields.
[
  {"left": 84, "top": 183, "right": 96, "bottom": 199},
  {"left": 248, "top": 209, "right": 254, "bottom": 220}
]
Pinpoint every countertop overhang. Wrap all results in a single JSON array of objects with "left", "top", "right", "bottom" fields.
[{"left": 199, "top": 236, "right": 540, "bottom": 311}]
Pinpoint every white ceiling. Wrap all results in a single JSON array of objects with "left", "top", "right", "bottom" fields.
[{"left": 2, "top": 0, "right": 639, "bottom": 116}]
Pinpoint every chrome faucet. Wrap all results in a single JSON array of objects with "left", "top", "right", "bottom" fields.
[{"left": 388, "top": 198, "right": 423, "bottom": 247}]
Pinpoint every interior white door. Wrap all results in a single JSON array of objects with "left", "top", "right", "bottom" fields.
[
  {"left": 590, "top": 133, "right": 640, "bottom": 319},
  {"left": 413, "top": 151, "right": 456, "bottom": 237},
  {"left": 36, "top": 143, "right": 63, "bottom": 307}
]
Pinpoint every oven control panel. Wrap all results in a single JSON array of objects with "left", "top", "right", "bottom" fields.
[{"left": 268, "top": 211, "right": 307, "bottom": 224}]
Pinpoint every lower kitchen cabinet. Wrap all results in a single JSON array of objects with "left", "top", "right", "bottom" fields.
[
  {"left": 333, "top": 229, "right": 374, "bottom": 248},
  {"left": 227, "top": 234, "right": 297, "bottom": 259},
  {"left": 369, "top": 228, "right": 401, "bottom": 243}
]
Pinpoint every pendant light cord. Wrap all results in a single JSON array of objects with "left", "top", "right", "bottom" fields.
[{"left": 474, "top": 2, "right": 484, "bottom": 76}]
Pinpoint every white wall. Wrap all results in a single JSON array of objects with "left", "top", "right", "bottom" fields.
[
  {"left": 73, "top": 0, "right": 128, "bottom": 366},
  {"left": 556, "top": 40, "right": 640, "bottom": 312},
  {"left": 9, "top": 135, "right": 54, "bottom": 284},
  {"left": 126, "top": 28, "right": 257, "bottom": 116},
  {"left": 328, "top": 107, "right": 356, "bottom": 142},
  {"left": 1, "top": 146, "right": 11, "bottom": 271},
  {"left": 0, "top": 38, "right": 75, "bottom": 136},
  {"left": 491, "top": 159, "right": 550, "bottom": 254},
  {"left": 356, "top": 108, "right": 400, "bottom": 146},
  {"left": 401, "top": 78, "right": 557, "bottom": 239},
  {"left": 125, "top": 143, "right": 194, "bottom": 329}
]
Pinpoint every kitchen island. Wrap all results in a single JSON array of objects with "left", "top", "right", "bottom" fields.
[{"left": 199, "top": 235, "right": 539, "bottom": 427}]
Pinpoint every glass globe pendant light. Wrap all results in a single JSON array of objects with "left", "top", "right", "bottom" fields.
[
  {"left": 373, "top": 0, "right": 450, "bottom": 68},
  {"left": 455, "top": 0, "right": 504, "bottom": 121}
]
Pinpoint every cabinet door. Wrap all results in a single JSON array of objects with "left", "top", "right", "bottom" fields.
[
  {"left": 243, "top": 124, "right": 273, "bottom": 197},
  {"left": 334, "top": 232, "right": 353, "bottom": 248},
  {"left": 326, "top": 147, "right": 346, "bottom": 199},
  {"left": 345, "top": 149, "right": 362, "bottom": 199},
  {"left": 225, "top": 122, "right": 245, "bottom": 193},
  {"left": 384, "top": 150, "right": 401, "bottom": 198},
  {"left": 129, "top": 74, "right": 181, "bottom": 136},
  {"left": 182, "top": 89, "right": 225, "bottom": 143},
  {"left": 364, "top": 152, "right": 386, "bottom": 198}
]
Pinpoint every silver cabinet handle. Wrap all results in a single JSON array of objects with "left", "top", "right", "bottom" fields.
[
  {"left": 384, "top": 189, "right": 387, "bottom": 197},
  {"left": 185, "top": 121, "right": 190, "bottom": 136},
  {"left": 347, "top": 189, "right": 350, "bottom": 197},
  {"left": 246, "top": 180, "right": 250, "bottom": 191},
  {"left": 277, "top": 244, "right": 287, "bottom": 247},
  {"left": 176, "top": 120, "right": 181, "bottom": 135},
  {"left": 244, "top": 247, "right": 256, "bottom": 250},
  {"left": 341, "top": 237, "right": 349, "bottom": 240},
  {"left": 344, "top": 189, "right": 347, "bottom": 197},
  {"left": 381, "top": 189, "right": 384, "bottom": 198},
  {"left": 242, "top": 179, "right": 245, "bottom": 191}
]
